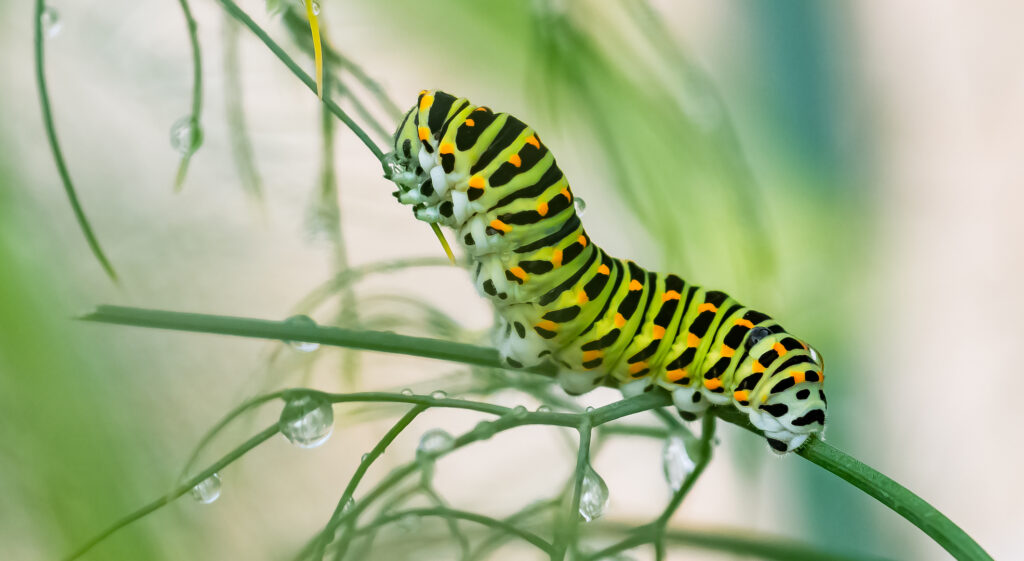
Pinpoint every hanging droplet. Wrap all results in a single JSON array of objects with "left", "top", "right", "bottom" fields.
[
  {"left": 169, "top": 116, "right": 203, "bottom": 156},
  {"left": 416, "top": 428, "right": 454, "bottom": 460},
  {"left": 190, "top": 473, "right": 222, "bottom": 504},
  {"left": 430, "top": 390, "right": 447, "bottom": 400},
  {"left": 578, "top": 464, "right": 609, "bottom": 522},
  {"left": 573, "top": 196, "right": 587, "bottom": 216},
  {"left": 40, "top": 5, "right": 62, "bottom": 38},
  {"left": 278, "top": 394, "right": 334, "bottom": 448},
  {"left": 400, "top": 388, "right": 414, "bottom": 396},
  {"left": 397, "top": 512, "right": 420, "bottom": 533},
  {"left": 283, "top": 314, "right": 320, "bottom": 352},
  {"left": 511, "top": 405, "right": 527, "bottom": 418},
  {"left": 536, "top": 405, "right": 551, "bottom": 413},
  {"left": 662, "top": 435, "right": 696, "bottom": 492},
  {"left": 310, "top": 0, "right": 321, "bottom": 15}
]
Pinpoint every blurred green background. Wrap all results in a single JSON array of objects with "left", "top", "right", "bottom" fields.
[{"left": 1, "top": 0, "right": 1020, "bottom": 559}]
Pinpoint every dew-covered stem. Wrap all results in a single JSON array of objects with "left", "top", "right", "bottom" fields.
[
  {"left": 79, "top": 304, "right": 993, "bottom": 560},
  {"left": 312, "top": 405, "right": 427, "bottom": 558},
  {"left": 62, "top": 424, "right": 279, "bottom": 561},
  {"left": 33, "top": 0, "right": 119, "bottom": 282},
  {"left": 552, "top": 416, "right": 593, "bottom": 560},
  {"left": 174, "top": 0, "right": 203, "bottom": 191},
  {"left": 656, "top": 414, "right": 714, "bottom": 526}
]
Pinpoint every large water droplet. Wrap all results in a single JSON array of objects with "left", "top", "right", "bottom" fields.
[
  {"left": 284, "top": 314, "right": 320, "bottom": 352},
  {"left": 279, "top": 394, "right": 334, "bottom": 448},
  {"left": 511, "top": 405, "right": 527, "bottom": 418},
  {"left": 191, "top": 473, "right": 222, "bottom": 504},
  {"left": 41, "top": 5, "right": 62, "bottom": 38},
  {"left": 573, "top": 196, "right": 587, "bottom": 216},
  {"left": 662, "top": 435, "right": 696, "bottom": 492},
  {"left": 310, "top": 0, "right": 321, "bottom": 15},
  {"left": 170, "top": 116, "right": 203, "bottom": 155},
  {"left": 416, "top": 428, "right": 454, "bottom": 460},
  {"left": 578, "top": 464, "right": 609, "bottom": 521}
]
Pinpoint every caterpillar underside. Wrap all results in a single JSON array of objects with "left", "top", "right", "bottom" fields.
[{"left": 386, "top": 90, "right": 827, "bottom": 453}]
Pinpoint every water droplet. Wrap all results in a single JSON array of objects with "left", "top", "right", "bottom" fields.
[
  {"left": 278, "top": 394, "right": 334, "bottom": 448},
  {"left": 400, "top": 388, "right": 414, "bottom": 396},
  {"left": 342, "top": 497, "right": 355, "bottom": 512},
  {"left": 584, "top": 406, "right": 595, "bottom": 413},
  {"left": 169, "top": 116, "right": 203, "bottom": 156},
  {"left": 416, "top": 428, "right": 454, "bottom": 460},
  {"left": 662, "top": 435, "right": 696, "bottom": 492},
  {"left": 474, "top": 420, "right": 497, "bottom": 438},
  {"left": 511, "top": 405, "right": 527, "bottom": 418},
  {"left": 265, "top": 0, "right": 284, "bottom": 14},
  {"left": 397, "top": 512, "right": 420, "bottom": 533},
  {"left": 536, "top": 405, "right": 551, "bottom": 413},
  {"left": 573, "top": 196, "right": 587, "bottom": 216},
  {"left": 283, "top": 314, "right": 320, "bottom": 352},
  {"left": 360, "top": 453, "right": 369, "bottom": 462},
  {"left": 40, "top": 5, "right": 62, "bottom": 38},
  {"left": 190, "top": 473, "right": 221, "bottom": 504},
  {"left": 430, "top": 390, "right": 447, "bottom": 400},
  {"left": 578, "top": 464, "right": 609, "bottom": 522}
]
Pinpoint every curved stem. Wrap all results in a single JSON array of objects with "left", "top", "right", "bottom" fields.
[
  {"left": 78, "top": 305, "right": 994, "bottom": 561},
  {"left": 352, "top": 507, "right": 553, "bottom": 555},
  {"left": 174, "top": 0, "right": 203, "bottom": 191},
  {"left": 33, "top": 0, "right": 118, "bottom": 282},
  {"left": 62, "top": 424, "right": 279, "bottom": 561}
]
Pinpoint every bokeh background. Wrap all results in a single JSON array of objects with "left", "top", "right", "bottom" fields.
[{"left": 1, "top": 0, "right": 1021, "bottom": 559}]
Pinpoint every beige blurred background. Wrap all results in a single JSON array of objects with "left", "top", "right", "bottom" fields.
[{"left": 1, "top": 1, "right": 1022, "bottom": 560}]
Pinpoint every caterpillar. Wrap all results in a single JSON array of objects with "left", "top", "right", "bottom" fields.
[{"left": 386, "top": 90, "right": 826, "bottom": 453}]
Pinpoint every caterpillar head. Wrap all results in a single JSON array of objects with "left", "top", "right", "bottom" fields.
[{"left": 742, "top": 329, "right": 827, "bottom": 454}]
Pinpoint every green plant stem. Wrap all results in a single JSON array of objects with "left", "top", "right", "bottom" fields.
[
  {"left": 174, "top": 0, "right": 203, "bottom": 191},
  {"left": 62, "top": 424, "right": 279, "bottom": 561},
  {"left": 33, "top": 0, "right": 119, "bottom": 282},
  {"left": 552, "top": 416, "right": 593, "bottom": 560},
  {"left": 351, "top": 507, "right": 553, "bottom": 554},
  {"left": 222, "top": 15, "right": 264, "bottom": 204},
  {"left": 213, "top": 0, "right": 387, "bottom": 169},
  {"left": 312, "top": 405, "right": 427, "bottom": 558},
  {"left": 78, "top": 305, "right": 993, "bottom": 561}
]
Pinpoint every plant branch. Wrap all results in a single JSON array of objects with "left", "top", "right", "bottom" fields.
[
  {"left": 33, "top": 0, "right": 119, "bottom": 282},
  {"left": 62, "top": 424, "right": 279, "bottom": 561},
  {"left": 77, "top": 304, "right": 993, "bottom": 561}
]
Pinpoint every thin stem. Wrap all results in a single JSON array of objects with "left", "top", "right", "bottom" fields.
[
  {"left": 312, "top": 405, "right": 427, "bottom": 558},
  {"left": 62, "top": 424, "right": 279, "bottom": 561},
  {"left": 33, "top": 0, "right": 118, "bottom": 282},
  {"left": 174, "top": 0, "right": 203, "bottom": 191},
  {"left": 351, "top": 507, "right": 553, "bottom": 555},
  {"left": 222, "top": 15, "right": 264, "bottom": 205},
  {"left": 213, "top": 0, "right": 385, "bottom": 167},
  {"left": 79, "top": 304, "right": 994, "bottom": 560},
  {"left": 172, "top": 390, "right": 286, "bottom": 493},
  {"left": 552, "top": 416, "right": 593, "bottom": 560}
]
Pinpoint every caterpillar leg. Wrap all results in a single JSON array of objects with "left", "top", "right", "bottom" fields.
[
  {"left": 493, "top": 311, "right": 551, "bottom": 369},
  {"left": 556, "top": 370, "right": 605, "bottom": 396},
  {"left": 672, "top": 386, "right": 710, "bottom": 421}
]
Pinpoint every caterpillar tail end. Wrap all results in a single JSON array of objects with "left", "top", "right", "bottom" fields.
[
  {"left": 431, "top": 223, "right": 456, "bottom": 264},
  {"left": 304, "top": 0, "right": 324, "bottom": 100}
]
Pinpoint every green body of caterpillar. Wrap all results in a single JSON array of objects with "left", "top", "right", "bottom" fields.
[{"left": 387, "top": 90, "right": 826, "bottom": 453}]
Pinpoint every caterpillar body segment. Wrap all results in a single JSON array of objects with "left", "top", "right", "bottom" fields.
[{"left": 388, "top": 90, "right": 827, "bottom": 453}]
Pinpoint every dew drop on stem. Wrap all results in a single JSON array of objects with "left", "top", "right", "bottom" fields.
[
  {"left": 579, "top": 464, "right": 609, "bottom": 522},
  {"left": 283, "top": 314, "right": 320, "bottom": 352},
  {"left": 278, "top": 394, "right": 334, "bottom": 448},
  {"left": 170, "top": 116, "right": 203, "bottom": 156},
  {"left": 41, "top": 5, "right": 62, "bottom": 39},
  {"left": 416, "top": 428, "right": 454, "bottom": 460},
  {"left": 662, "top": 434, "right": 696, "bottom": 492},
  {"left": 190, "top": 473, "right": 222, "bottom": 504}
]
